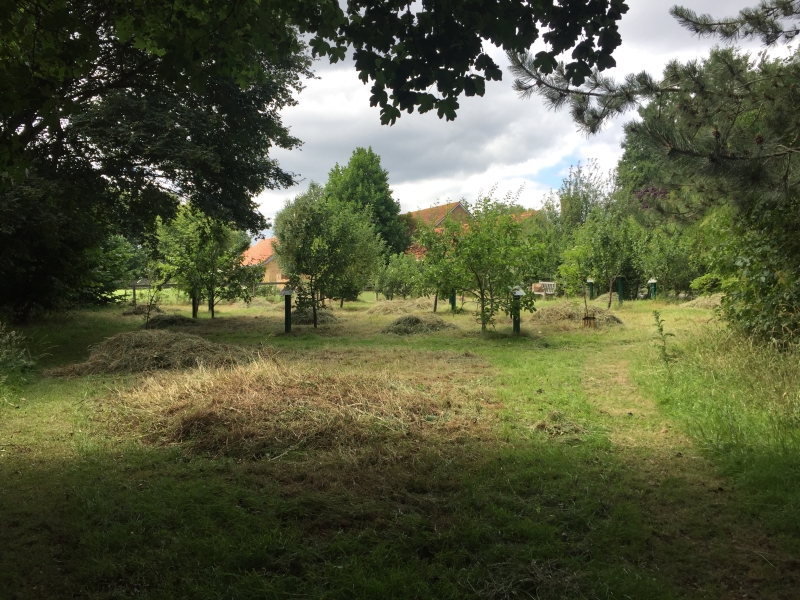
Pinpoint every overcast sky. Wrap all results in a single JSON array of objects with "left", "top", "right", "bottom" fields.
[{"left": 256, "top": 0, "right": 766, "bottom": 223}]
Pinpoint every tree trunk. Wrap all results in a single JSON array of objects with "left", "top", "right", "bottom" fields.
[
  {"left": 433, "top": 291, "right": 438, "bottom": 313},
  {"left": 312, "top": 302, "right": 318, "bottom": 328},
  {"left": 607, "top": 279, "right": 613, "bottom": 310},
  {"left": 132, "top": 284, "right": 137, "bottom": 306},
  {"left": 210, "top": 290, "right": 216, "bottom": 318},
  {"left": 340, "top": 297, "right": 344, "bottom": 308},
  {"left": 191, "top": 295, "right": 199, "bottom": 319}
]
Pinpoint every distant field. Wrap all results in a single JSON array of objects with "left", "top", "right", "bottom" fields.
[{"left": 2, "top": 296, "right": 798, "bottom": 599}]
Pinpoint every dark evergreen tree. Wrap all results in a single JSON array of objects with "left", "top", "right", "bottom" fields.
[{"left": 325, "top": 148, "right": 410, "bottom": 255}]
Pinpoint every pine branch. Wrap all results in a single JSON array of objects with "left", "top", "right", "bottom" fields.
[{"left": 671, "top": 1, "right": 800, "bottom": 46}]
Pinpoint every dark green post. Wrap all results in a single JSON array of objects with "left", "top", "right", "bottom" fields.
[
  {"left": 281, "top": 287, "right": 293, "bottom": 333},
  {"left": 512, "top": 287, "right": 524, "bottom": 334},
  {"left": 587, "top": 278, "right": 594, "bottom": 300},
  {"left": 449, "top": 289, "right": 456, "bottom": 311},
  {"left": 617, "top": 278, "right": 624, "bottom": 305},
  {"left": 648, "top": 278, "right": 657, "bottom": 299}
]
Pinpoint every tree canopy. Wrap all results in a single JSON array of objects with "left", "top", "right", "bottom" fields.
[
  {"left": 274, "top": 183, "right": 384, "bottom": 327},
  {"left": 325, "top": 147, "right": 409, "bottom": 255}
]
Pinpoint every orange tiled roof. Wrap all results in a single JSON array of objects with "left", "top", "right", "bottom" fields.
[
  {"left": 408, "top": 201, "right": 463, "bottom": 226},
  {"left": 242, "top": 237, "right": 277, "bottom": 265}
]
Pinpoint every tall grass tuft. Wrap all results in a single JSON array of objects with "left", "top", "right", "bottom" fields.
[{"left": 635, "top": 326, "right": 800, "bottom": 537}]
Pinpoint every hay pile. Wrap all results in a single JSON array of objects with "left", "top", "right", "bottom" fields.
[
  {"left": 681, "top": 293, "right": 724, "bottom": 309},
  {"left": 530, "top": 301, "right": 622, "bottom": 327},
  {"left": 102, "top": 359, "right": 488, "bottom": 458},
  {"left": 121, "top": 304, "right": 163, "bottom": 316},
  {"left": 291, "top": 307, "right": 338, "bottom": 325},
  {"left": 366, "top": 297, "right": 435, "bottom": 315},
  {"left": 48, "top": 330, "right": 243, "bottom": 376},
  {"left": 532, "top": 410, "right": 586, "bottom": 437},
  {"left": 145, "top": 314, "right": 198, "bottom": 328},
  {"left": 383, "top": 315, "right": 455, "bottom": 335}
]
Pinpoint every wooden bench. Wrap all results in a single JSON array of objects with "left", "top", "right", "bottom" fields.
[{"left": 532, "top": 281, "right": 557, "bottom": 297}]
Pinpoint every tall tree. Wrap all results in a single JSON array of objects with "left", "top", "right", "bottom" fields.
[{"left": 325, "top": 147, "right": 409, "bottom": 255}]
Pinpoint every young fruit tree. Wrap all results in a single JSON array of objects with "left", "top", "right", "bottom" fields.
[
  {"left": 428, "top": 196, "right": 540, "bottom": 331},
  {"left": 274, "top": 183, "right": 384, "bottom": 327},
  {"left": 158, "top": 207, "right": 257, "bottom": 318}
]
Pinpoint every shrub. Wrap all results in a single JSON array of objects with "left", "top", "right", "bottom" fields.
[{"left": 0, "top": 323, "right": 35, "bottom": 373}]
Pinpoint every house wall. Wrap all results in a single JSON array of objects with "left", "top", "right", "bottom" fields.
[{"left": 263, "top": 260, "right": 287, "bottom": 284}]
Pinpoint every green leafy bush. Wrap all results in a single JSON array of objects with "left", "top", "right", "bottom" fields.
[{"left": 0, "top": 323, "right": 35, "bottom": 373}]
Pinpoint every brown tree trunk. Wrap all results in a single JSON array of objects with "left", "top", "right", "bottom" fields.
[
  {"left": 433, "top": 291, "right": 438, "bottom": 313},
  {"left": 607, "top": 279, "right": 613, "bottom": 310},
  {"left": 340, "top": 297, "right": 344, "bottom": 308},
  {"left": 191, "top": 295, "right": 199, "bottom": 319}
]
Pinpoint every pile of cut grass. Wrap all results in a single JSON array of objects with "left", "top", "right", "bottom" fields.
[
  {"left": 104, "top": 358, "right": 487, "bottom": 457},
  {"left": 681, "top": 293, "right": 723, "bottom": 309},
  {"left": 531, "top": 301, "right": 622, "bottom": 327},
  {"left": 121, "top": 304, "right": 163, "bottom": 316},
  {"left": 383, "top": 314, "right": 455, "bottom": 335},
  {"left": 47, "top": 330, "right": 243, "bottom": 376},
  {"left": 145, "top": 314, "right": 198, "bottom": 328},
  {"left": 291, "top": 307, "right": 338, "bottom": 325},
  {"left": 366, "top": 297, "right": 434, "bottom": 315}
]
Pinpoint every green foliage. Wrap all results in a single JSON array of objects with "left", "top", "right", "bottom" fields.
[
  {"left": 631, "top": 224, "right": 700, "bottom": 297},
  {"left": 651, "top": 311, "right": 674, "bottom": 368},
  {"left": 556, "top": 160, "right": 612, "bottom": 232},
  {"left": 158, "top": 207, "right": 254, "bottom": 319},
  {"left": 0, "top": 323, "right": 34, "bottom": 374},
  {"left": 431, "top": 195, "right": 541, "bottom": 331},
  {"left": 511, "top": 3, "right": 800, "bottom": 343},
  {"left": 562, "top": 205, "right": 635, "bottom": 308},
  {"left": 324, "top": 147, "right": 410, "bottom": 255},
  {"left": 375, "top": 253, "right": 421, "bottom": 300},
  {"left": 274, "top": 183, "right": 384, "bottom": 327}
]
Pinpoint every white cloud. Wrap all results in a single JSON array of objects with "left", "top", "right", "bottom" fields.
[{"left": 256, "top": 0, "right": 768, "bottom": 222}]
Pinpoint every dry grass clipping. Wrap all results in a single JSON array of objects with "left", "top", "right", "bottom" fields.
[
  {"left": 145, "top": 314, "right": 198, "bottom": 328},
  {"left": 531, "top": 301, "right": 622, "bottom": 327},
  {"left": 292, "top": 307, "right": 338, "bottom": 325},
  {"left": 681, "top": 293, "right": 724, "bottom": 309},
  {"left": 121, "top": 304, "right": 163, "bottom": 316},
  {"left": 366, "top": 297, "right": 435, "bottom": 315},
  {"left": 101, "top": 356, "right": 493, "bottom": 458},
  {"left": 383, "top": 315, "right": 456, "bottom": 335},
  {"left": 48, "top": 330, "right": 243, "bottom": 376},
  {"left": 531, "top": 410, "right": 586, "bottom": 437}
]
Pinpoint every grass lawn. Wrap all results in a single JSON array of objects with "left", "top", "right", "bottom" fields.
[{"left": 1, "top": 296, "right": 798, "bottom": 599}]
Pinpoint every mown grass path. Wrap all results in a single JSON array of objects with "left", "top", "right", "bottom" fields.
[{"left": 1, "top": 300, "right": 797, "bottom": 598}]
